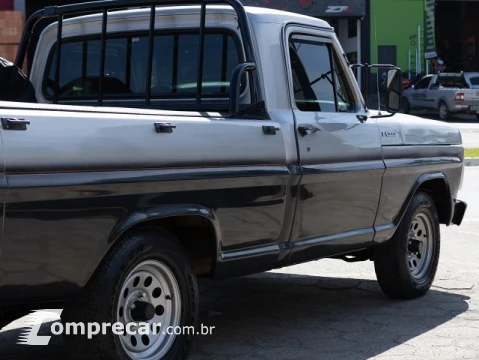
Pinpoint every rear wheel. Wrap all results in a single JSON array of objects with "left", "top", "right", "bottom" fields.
[
  {"left": 62, "top": 229, "right": 199, "bottom": 360},
  {"left": 438, "top": 101, "right": 451, "bottom": 120},
  {"left": 374, "top": 192, "right": 440, "bottom": 299}
]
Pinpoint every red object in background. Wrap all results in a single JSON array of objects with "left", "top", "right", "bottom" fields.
[
  {"left": 0, "top": 11, "right": 24, "bottom": 44},
  {"left": 297, "top": 0, "right": 313, "bottom": 10},
  {"left": 0, "top": 0, "right": 13, "bottom": 11},
  {"left": 401, "top": 78, "right": 411, "bottom": 91},
  {"left": 0, "top": 44, "right": 18, "bottom": 62}
]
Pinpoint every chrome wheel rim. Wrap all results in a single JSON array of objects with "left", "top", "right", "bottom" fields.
[
  {"left": 407, "top": 212, "right": 434, "bottom": 280},
  {"left": 117, "top": 260, "right": 181, "bottom": 360}
]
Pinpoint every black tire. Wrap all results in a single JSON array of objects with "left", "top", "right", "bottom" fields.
[
  {"left": 62, "top": 228, "right": 199, "bottom": 360},
  {"left": 374, "top": 192, "right": 440, "bottom": 299},
  {"left": 438, "top": 101, "right": 451, "bottom": 120},
  {"left": 401, "top": 97, "right": 410, "bottom": 114}
]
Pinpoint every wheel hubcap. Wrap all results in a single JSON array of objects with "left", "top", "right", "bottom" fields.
[
  {"left": 440, "top": 105, "right": 447, "bottom": 118},
  {"left": 407, "top": 212, "right": 434, "bottom": 280},
  {"left": 117, "top": 260, "right": 181, "bottom": 360}
]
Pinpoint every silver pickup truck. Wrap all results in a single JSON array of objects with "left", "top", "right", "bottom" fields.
[
  {"left": 0, "top": 0, "right": 468, "bottom": 359},
  {"left": 402, "top": 72, "right": 479, "bottom": 120}
]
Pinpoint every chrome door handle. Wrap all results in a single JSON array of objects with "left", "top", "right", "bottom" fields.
[
  {"left": 262, "top": 125, "right": 280, "bottom": 135},
  {"left": 298, "top": 124, "right": 321, "bottom": 136},
  {"left": 1, "top": 117, "right": 30, "bottom": 131},
  {"left": 154, "top": 122, "right": 176, "bottom": 134}
]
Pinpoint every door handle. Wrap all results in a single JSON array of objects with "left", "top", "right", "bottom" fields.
[
  {"left": 154, "top": 122, "right": 176, "bottom": 133},
  {"left": 1, "top": 117, "right": 30, "bottom": 131},
  {"left": 298, "top": 124, "right": 321, "bottom": 136},
  {"left": 262, "top": 125, "right": 280, "bottom": 135}
]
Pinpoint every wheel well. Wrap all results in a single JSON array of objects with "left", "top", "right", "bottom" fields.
[
  {"left": 437, "top": 99, "right": 448, "bottom": 109},
  {"left": 417, "top": 179, "right": 451, "bottom": 224},
  {"left": 123, "top": 216, "right": 217, "bottom": 277}
]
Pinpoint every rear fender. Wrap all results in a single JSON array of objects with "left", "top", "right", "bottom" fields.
[{"left": 86, "top": 204, "right": 221, "bottom": 284}]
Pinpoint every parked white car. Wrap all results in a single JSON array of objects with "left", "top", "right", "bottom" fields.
[{"left": 402, "top": 72, "right": 479, "bottom": 120}]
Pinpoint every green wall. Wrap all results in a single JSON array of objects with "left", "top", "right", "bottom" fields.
[{"left": 370, "top": 0, "right": 425, "bottom": 73}]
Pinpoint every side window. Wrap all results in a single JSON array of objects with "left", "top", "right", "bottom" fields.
[
  {"left": 289, "top": 35, "right": 353, "bottom": 112},
  {"left": 44, "top": 31, "right": 242, "bottom": 101},
  {"left": 415, "top": 77, "right": 431, "bottom": 89}
]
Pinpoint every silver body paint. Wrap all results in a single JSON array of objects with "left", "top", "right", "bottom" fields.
[{"left": 0, "top": 5, "right": 466, "bottom": 304}]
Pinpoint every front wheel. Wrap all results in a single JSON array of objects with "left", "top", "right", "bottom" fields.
[
  {"left": 374, "top": 192, "right": 440, "bottom": 299},
  {"left": 62, "top": 229, "right": 199, "bottom": 360}
]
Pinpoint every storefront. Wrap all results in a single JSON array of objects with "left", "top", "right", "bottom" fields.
[
  {"left": 435, "top": 0, "right": 479, "bottom": 72},
  {"left": 239, "top": 0, "right": 368, "bottom": 88}
]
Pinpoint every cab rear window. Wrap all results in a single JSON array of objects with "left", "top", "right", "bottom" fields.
[
  {"left": 43, "top": 31, "right": 242, "bottom": 101},
  {"left": 470, "top": 77, "right": 479, "bottom": 86}
]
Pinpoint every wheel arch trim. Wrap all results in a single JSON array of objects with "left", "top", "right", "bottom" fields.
[
  {"left": 84, "top": 205, "right": 222, "bottom": 287},
  {"left": 107, "top": 205, "right": 222, "bottom": 246},
  {"left": 374, "top": 172, "right": 451, "bottom": 243}
]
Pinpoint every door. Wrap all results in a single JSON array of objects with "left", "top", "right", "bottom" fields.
[
  {"left": 410, "top": 76, "right": 433, "bottom": 109},
  {"left": 285, "top": 29, "right": 385, "bottom": 263}
]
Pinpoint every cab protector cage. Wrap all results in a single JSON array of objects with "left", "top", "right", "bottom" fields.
[{"left": 14, "top": 0, "right": 261, "bottom": 114}]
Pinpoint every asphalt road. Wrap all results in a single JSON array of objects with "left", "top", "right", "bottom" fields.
[{"left": 0, "top": 168, "right": 478, "bottom": 360}]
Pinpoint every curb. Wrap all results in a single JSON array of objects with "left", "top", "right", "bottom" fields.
[{"left": 465, "top": 158, "right": 479, "bottom": 167}]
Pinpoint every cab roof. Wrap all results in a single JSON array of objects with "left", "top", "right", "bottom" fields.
[{"left": 57, "top": 4, "right": 333, "bottom": 30}]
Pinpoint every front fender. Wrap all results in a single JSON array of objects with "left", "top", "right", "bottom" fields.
[{"left": 373, "top": 172, "right": 452, "bottom": 243}]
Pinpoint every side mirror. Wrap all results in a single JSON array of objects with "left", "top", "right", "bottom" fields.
[{"left": 385, "top": 68, "right": 402, "bottom": 113}]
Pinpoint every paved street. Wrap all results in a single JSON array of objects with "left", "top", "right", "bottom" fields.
[{"left": 0, "top": 168, "right": 478, "bottom": 360}]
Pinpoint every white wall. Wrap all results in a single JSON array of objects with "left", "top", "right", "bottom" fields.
[
  {"left": 336, "top": 19, "right": 359, "bottom": 55},
  {"left": 334, "top": 18, "right": 361, "bottom": 88}
]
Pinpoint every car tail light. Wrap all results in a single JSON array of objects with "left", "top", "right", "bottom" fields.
[{"left": 455, "top": 92, "right": 465, "bottom": 101}]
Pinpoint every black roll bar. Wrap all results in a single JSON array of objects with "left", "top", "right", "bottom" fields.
[{"left": 15, "top": 0, "right": 260, "bottom": 109}]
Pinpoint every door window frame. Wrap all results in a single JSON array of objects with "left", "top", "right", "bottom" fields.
[{"left": 282, "top": 25, "right": 363, "bottom": 114}]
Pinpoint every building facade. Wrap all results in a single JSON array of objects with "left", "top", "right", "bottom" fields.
[{"left": 369, "top": 0, "right": 425, "bottom": 80}]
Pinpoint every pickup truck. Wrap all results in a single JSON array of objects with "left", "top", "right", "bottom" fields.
[
  {"left": 402, "top": 72, "right": 479, "bottom": 120},
  {"left": 0, "top": 0, "right": 467, "bottom": 359}
]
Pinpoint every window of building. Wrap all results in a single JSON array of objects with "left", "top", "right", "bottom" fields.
[
  {"left": 289, "top": 35, "right": 353, "bottom": 112},
  {"left": 44, "top": 31, "right": 242, "bottom": 102}
]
